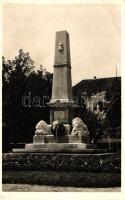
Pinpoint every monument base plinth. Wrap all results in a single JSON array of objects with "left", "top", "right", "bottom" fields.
[
  {"left": 12, "top": 134, "right": 107, "bottom": 153},
  {"left": 33, "top": 135, "right": 90, "bottom": 144}
]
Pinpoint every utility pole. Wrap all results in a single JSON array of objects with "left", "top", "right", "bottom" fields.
[{"left": 115, "top": 65, "right": 117, "bottom": 78}]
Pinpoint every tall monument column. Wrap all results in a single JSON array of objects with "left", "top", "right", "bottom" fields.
[
  {"left": 13, "top": 30, "right": 104, "bottom": 153},
  {"left": 49, "top": 31, "right": 74, "bottom": 124}
]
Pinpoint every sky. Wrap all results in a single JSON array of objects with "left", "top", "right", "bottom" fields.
[{"left": 3, "top": 4, "right": 121, "bottom": 85}]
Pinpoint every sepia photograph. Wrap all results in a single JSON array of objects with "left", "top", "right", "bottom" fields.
[{"left": 2, "top": 2, "right": 122, "bottom": 193}]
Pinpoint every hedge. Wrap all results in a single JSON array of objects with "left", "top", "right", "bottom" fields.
[
  {"left": 2, "top": 171, "right": 121, "bottom": 187},
  {"left": 2, "top": 153, "right": 121, "bottom": 173}
]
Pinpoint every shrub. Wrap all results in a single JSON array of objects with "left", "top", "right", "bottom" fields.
[
  {"left": 2, "top": 153, "right": 121, "bottom": 173},
  {"left": 2, "top": 171, "right": 121, "bottom": 187}
]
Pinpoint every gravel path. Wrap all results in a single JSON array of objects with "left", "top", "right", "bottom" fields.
[{"left": 2, "top": 184, "right": 121, "bottom": 192}]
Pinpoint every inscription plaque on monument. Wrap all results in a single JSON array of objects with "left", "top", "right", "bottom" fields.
[{"left": 54, "top": 111, "right": 65, "bottom": 121}]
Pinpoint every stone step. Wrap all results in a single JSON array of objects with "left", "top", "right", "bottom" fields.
[
  {"left": 25, "top": 143, "right": 96, "bottom": 149},
  {"left": 13, "top": 147, "right": 107, "bottom": 153}
]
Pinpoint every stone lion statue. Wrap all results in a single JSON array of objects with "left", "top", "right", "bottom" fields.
[
  {"left": 71, "top": 117, "right": 89, "bottom": 136},
  {"left": 35, "top": 120, "right": 48, "bottom": 135}
]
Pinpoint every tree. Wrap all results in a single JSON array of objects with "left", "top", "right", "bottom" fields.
[
  {"left": 105, "top": 78, "right": 121, "bottom": 129},
  {"left": 73, "top": 96, "right": 97, "bottom": 140},
  {"left": 2, "top": 50, "right": 52, "bottom": 152}
]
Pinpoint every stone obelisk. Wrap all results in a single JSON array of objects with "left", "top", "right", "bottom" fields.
[{"left": 49, "top": 31, "right": 74, "bottom": 124}]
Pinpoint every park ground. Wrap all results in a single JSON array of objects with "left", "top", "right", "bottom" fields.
[{"left": 2, "top": 184, "right": 121, "bottom": 192}]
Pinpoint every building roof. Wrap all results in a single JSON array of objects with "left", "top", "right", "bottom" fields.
[{"left": 73, "top": 76, "right": 121, "bottom": 97}]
